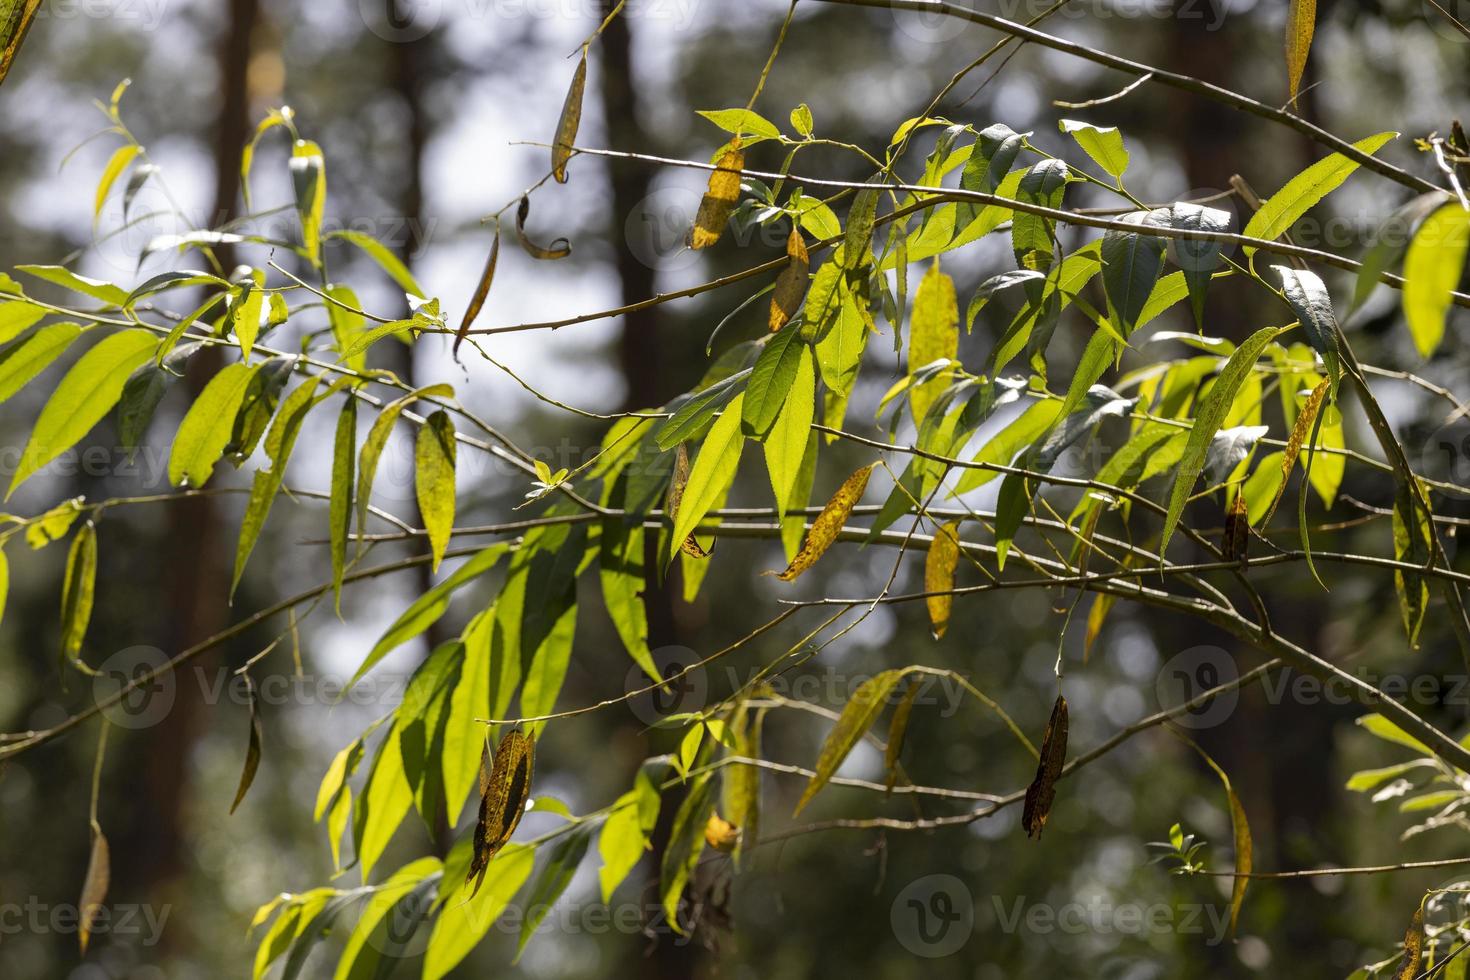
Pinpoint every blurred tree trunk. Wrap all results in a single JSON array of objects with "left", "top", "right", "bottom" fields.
[
  {"left": 119, "top": 0, "right": 260, "bottom": 910},
  {"left": 599, "top": 4, "right": 702, "bottom": 974}
]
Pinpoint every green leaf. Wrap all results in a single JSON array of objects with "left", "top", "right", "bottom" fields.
[
  {"left": 356, "top": 384, "right": 455, "bottom": 554},
  {"left": 9, "top": 328, "right": 159, "bottom": 497},
  {"left": 794, "top": 669, "right": 907, "bottom": 814},
  {"left": 655, "top": 368, "right": 750, "bottom": 450},
  {"left": 953, "top": 400, "right": 1063, "bottom": 494},
  {"left": 1011, "top": 160, "right": 1069, "bottom": 273},
  {"left": 790, "top": 103, "right": 814, "bottom": 137},
  {"left": 330, "top": 399, "right": 356, "bottom": 611},
  {"left": 1059, "top": 119, "right": 1129, "bottom": 178},
  {"left": 227, "top": 272, "right": 266, "bottom": 362},
  {"left": 1190, "top": 742, "right": 1252, "bottom": 936},
  {"left": 1241, "top": 132, "right": 1397, "bottom": 254},
  {"left": 168, "top": 361, "right": 260, "bottom": 487},
  {"left": 353, "top": 725, "right": 414, "bottom": 881},
  {"left": 1357, "top": 712, "right": 1433, "bottom": 755},
  {"left": 669, "top": 391, "right": 746, "bottom": 561},
  {"left": 908, "top": 260, "right": 959, "bottom": 424},
  {"left": 232, "top": 376, "right": 325, "bottom": 591},
  {"left": 1100, "top": 211, "right": 1167, "bottom": 334},
  {"left": 1160, "top": 325, "right": 1280, "bottom": 553},
  {"left": 60, "top": 521, "right": 96, "bottom": 669},
  {"left": 764, "top": 345, "right": 815, "bottom": 519},
  {"left": 993, "top": 469, "right": 1031, "bottom": 570},
  {"left": 422, "top": 844, "right": 534, "bottom": 980},
  {"left": 327, "top": 229, "right": 426, "bottom": 299},
  {"left": 116, "top": 364, "right": 166, "bottom": 458},
  {"left": 1402, "top": 202, "right": 1470, "bottom": 358},
  {"left": 16, "top": 265, "right": 129, "bottom": 307},
  {"left": 696, "top": 108, "right": 780, "bottom": 140},
  {"left": 0, "top": 321, "right": 81, "bottom": 404},
  {"left": 599, "top": 766, "right": 662, "bottom": 902},
  {"left": 351, "top": 544, "right": 508, "bottom": 690},
  {"left": 332, "top": 858, "right": 440, "bottom": 980},
  {"left": 0, "top": 299, "right": 47, "bottom": 344},
  {"left": 660, "top": 772, "right": 715, "bottom": 931},
  {"left": 25, "top": 497, "right": 82, "bottom": 549},
  {"left": 325, "top": 284, "right": 366, "bottom": 370},
  {"left": 515, "top": 824, "right": 594, "bottom": 957},
  {"left": 291, "top": 140, "right": 327, "bottom": 267},
  {"left": 1274, "top": 265, "right": 1342, "bottom": 383},
  {"left": 415, "top": 410, "right": 457, "bottom": 573},
  {"left": 1163, "top": 203, "right": 1231, "bottom": 327},
  {"left": 599, "top": 506, "right": 660, "bottom": 683},
  {"left": 1351, "top": 192, "right": 1448, "bottom": 311},
  {"left": 742, "top": 326, "right": 805, "bottom": 437}
]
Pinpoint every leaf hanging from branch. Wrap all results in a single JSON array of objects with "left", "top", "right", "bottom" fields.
[
  {"left": 455, "top": 226, "right": 499, "bottom": 355},
  {"left": 514, "top": 196, "right": 571, "bottom": 260},
  {"left": 0, "top": 0, "right": 42, "bottom": 88},
  {"left": 768, "top": 226, "right": 810, "bottom": 331},
  {"left": 773, "top": 462, "right": 875, "bottom": 581},
  {"left": 1022, "top": 695, "right": 1068, "bottom": 839},
  {"left": 689, "top": 139, "right": 744, "bottom": 250},
  {"left": 1284, "top": 0, "right": 1315, "bottom": 107},
  {"left": 551, "top": 49, "right": 587, "bottom": 183},
  {"left": 468, "top": 730, "right": 534, "bottom": 897}
]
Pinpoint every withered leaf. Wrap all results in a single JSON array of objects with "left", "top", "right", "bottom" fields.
[
  {"left": 768, "top": 226, "right": 811, "bottom": 331},
  {"left": 1021, "top": 694, "right": 1068, "bottom": 839},
  {"left": 78, "top": 824, "right": 109, "bottom": 954},
  {"left": 455, "top": 226, "right": 499, "bottom": 356},
  {"left": 689, "top": 140, "right": 744, "bottom": 250},
  {"left": 551, "top": 50, "right": 587, "bottom": 183},
  {"left": 1263, "top": 377, "right": 1329, "bottom": 526},
  {"left": 0, "top": 1, "right": 42, "bottom": 88},
  {"left": 515, "top": 195, "right": 571, "bottom": 260},
  {"left": 1393, "top": 903, "right": 1425, "bottom": 980},
  {"left": 704, "top": 812, "right": 739, "bottom": 852},
  {"left": 885, "top": 679, "right": 922, "bottom": 793},
  {"left": 1223, "top": 490, "right": 1249, "bottom": 562},
  {"left": 229, "top": 675, "right": 263, "bottom": 814},
  {"left": 665, "top": 443, "right": 712, "bottom": 559},
  {"left": 925, "top": 521, "right": 960, "bottom": 639},
  {"left": 467, "top": 729, "right": 534, "bottom": 896},
  {"left": 774, "top": 463, "right": 875, "bottom": 581}
]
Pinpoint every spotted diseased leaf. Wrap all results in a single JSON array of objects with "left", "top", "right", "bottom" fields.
[
  {"left": 514, "top": 195, "right": 570, "bottom": 260},
  {"left": 1022, "top": 695, "right": 1068, "bottom": 839},
  {"left": 689, "top": 140, "right": 744, "bottom": 250},
  {"left": 1263, "top": 377, "right": 1330, "bottom": 526},
  {"left": 769, "top": 226, "right": 810, "bottom": 331},
  {"left": 1285, "top": 0, "right": 1316, "bottom": 107},
  {"left": 468, "top": 731, "right": 534, "bottom": 897},
  {"left": 793, "top": 669, "right": 906, "bottom": 815},
  {"left": 78, "top": 824, "right": 109, "bottom": 955},
  {"left": 551, "top": 50, "right": 587, "bottom": 183},
  {"left": 455, "top": 228, "right": 499, "bottom": 356},
  {"left": 230, "top": 676, "right": 264, "bottom": 815},
  {"left": 1223, "top": 489, "right": 1249, "bottom": 561},
  {"left": 774, "top": 462, "right": 875, "bottom": 581},
  {"left": 925, "top": 522, "right": 960, "bottom": 639},
  {"left": 415, "top": 410, "right": 456, "bottom": 573},
  {"left": 60, "top": 521, "right": 97, "bottom": 670},
  {"left": 1393, "top": 904, "right": 1426, "bottom": 980},
  {"left": 0, "top": 0, "right": 42, "bottom": 86}
]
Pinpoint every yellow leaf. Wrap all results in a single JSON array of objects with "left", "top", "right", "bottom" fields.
[
  {"left": 1284, "top": 0, "right": 1316, "bottom": 106},
  {"left": 415, "top": 410, "right": 457, "bottom": 573},
  {"left": 924, "top": 522, "right": 960, "bottom": 639},
  {"left": 769, "top": 226, "right": 811, "bottom": 330},
  {"left": 689, "top": 140, "right": 744, "bottom": 250},
  {"left": 551, "top": 50, "right": 587, "bottom": 183},
  {"left": 908, "top": 259, "right": 958, "bottom": 424}
]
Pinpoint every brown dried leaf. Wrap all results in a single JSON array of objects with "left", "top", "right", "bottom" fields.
[
  {"left": 515, "top": 195, "right": 571, "bottom": 260},
  {"left": 551, "top": 50, "right": 587, "bottom": 184},
  {"left": 78, "top": 825, "right": 109, "bottom": 954},
  {"left": 703, "top": 812, "right": 739, "bottom": 852},
  {"left": 1393, "top": 903, "right": 1425, "bottom": 980},
  {"left": 455, "top": 227, "right": 499, "bottom": 355},
  {"left": 1223, "top": 489, "right": 1249, "bottom": 562},
  {"left": 1263, "top": 377, "right": 1329, "bottom": 526},
  {"left": 689, "top": 140, "right": 744, "bottom": 250},
  {"left": 1021, "top": 695, "right": 1068, "bottom": 839},
  {"left": 229, "top": 675, "right": 263, "bottom": 814},
  {"left": 768, "top": 226, "right": 811, "bottom": 331},
  {"left": 925, "top": 522, "right": 960, "bottom": 639},
  {"left": 467, "top": 730, "right": 534, "bottom": 896},
  {"left": 774, "top": 462, "right": 875, "bottom": 581}
]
